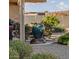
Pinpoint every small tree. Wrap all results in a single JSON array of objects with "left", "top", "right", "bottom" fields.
[
  {"left": 42, "top": 16, "right": 59, "bottom": 28},
  {"left": 42, "top": 16, "right": 60, "bottom": 36}
]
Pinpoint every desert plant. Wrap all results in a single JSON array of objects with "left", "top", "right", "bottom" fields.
[
  {"left": 9, "top": 47, "right": 19, "bottom": 59},
  {"left": 10, "top": 40, "right": 32, "bottom": 59},
  {"left": 31, "top": 53, "right": 57, "bottom": 59},
  {"left": 58, "top": 33, "right": 69, "bottom": 45}
]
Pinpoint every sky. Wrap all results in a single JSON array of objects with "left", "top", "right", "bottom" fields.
[{"left": 24, "top": 0, "right": 69, "bottom": 12}]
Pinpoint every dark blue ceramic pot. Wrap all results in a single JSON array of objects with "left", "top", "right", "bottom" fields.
[{"left": 32, "top": 24, "right": 45, "bottom": 39}]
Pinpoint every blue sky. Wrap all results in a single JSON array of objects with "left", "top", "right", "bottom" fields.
[{"left": 24, "top": 0, "right": 69, "bottom": 12}]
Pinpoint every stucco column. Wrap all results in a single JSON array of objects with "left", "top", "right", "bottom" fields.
[{"left": 19, "top": 0, "right": 25, "bottom": 41}]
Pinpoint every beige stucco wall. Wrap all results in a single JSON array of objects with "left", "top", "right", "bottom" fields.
[
  {"left": 9, "top": 4, "right": 19, "bottom": 22},
  {"left": 24, "top": 14, "right": 45, "bottom": 25},
  {"left": 58, "top": 16, "right": 69, "bottom": 28}
]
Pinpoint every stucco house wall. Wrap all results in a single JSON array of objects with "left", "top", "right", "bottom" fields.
[
  {"left": 9, "top": 4, "right": 19, "bottom": 22},
  {"left": 24, "top": 14, "right": 45, "bottom": 25}
]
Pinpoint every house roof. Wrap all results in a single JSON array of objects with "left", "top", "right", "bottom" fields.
[{"left": 9, "top": 0, "right": 46, "bottom": 3}]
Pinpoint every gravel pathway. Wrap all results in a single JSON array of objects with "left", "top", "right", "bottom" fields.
[{"left": 31, "top": 43, "right": 69, "bottom": 59}]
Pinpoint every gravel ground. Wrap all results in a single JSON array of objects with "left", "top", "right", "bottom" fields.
[{"left": 31, "top": 43, "right": 69, "bottom": 59}]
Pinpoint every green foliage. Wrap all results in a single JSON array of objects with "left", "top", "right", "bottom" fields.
[
  {"left": 53, "top": 27, "right": 65, "bottom": 33},
  {"left": 31, "top": 53, "right": 57, "bottom": 59},
  {"left": 43, "top": 28, "right": 52, "bottom": 37},
  {"left": 25, "top": 24, "right": 31, "bottom": 32},
  {"left": 10, "top": 40, "right": 32, "bottom": 59},
  {"left": 42, "top": 16, "right": 60, "bottom": 36},
  {"left": 42, "top": 16, "right": 60, "bottom": 28},
  {"left": 9, "top": 19, "right": 15, "bottom": 25},
  {"left": 58, "top": 33, "right": 69, "bottom": 45},
  {"left": 14, "top": 22, "right": 20, "bottom": 30},
  {"left": 25, "top": 24, "right": 31, "bottom": 39},
  {"left": 9, "top": 47, "right": 19, "bottom": 59}
]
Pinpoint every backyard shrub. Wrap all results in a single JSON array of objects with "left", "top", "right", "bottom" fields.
[
  {"left": 10, "top": 40, "right": 32, "bottom": 59},
  {"left": 53, "top": 27, "right": 65, "bottom": 33},
  {"left": 31, "top": 53, "right": 57, "bottom": 59},
  {"left": 25, "top": 24, "right": 31, "bottom": 32},
  {"left": 43, "top": 29, "right": 52, "bottom": 37},
  {"left": 9, "top": 19, "right": 15, "bottom": 25},
  {"left": 58, "top": 33, "right": 69, "bottom": 45},
  {"left": 13, "top": 22, "right": 20, "bottom": 38},
  {"left": 14, "top": 22, "right": 20, "bottom": 30},
  {"left": 9, "top": 47, "right": 19, "bottom": 59},
  {"left": 42, "top": 16, "right": 60, "bottom": 27},
  {"left": 42, "top": 16, "right": 60, "bottom": 36},
  {"left": 25, "top": 24, "right": 31, "bottom": 39}
]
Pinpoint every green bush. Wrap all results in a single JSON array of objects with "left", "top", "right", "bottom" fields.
[
  {"left": 42, "top": 16, "right": 60, "bottom": 36},
  {"left": 9, "top": 47, "right": 19, "bottom": 59},
  {"left": 42, "top": 16, "right": 60, "bottom": 27},
  {"left": 9, "top": 19, "right": 15, "bottom": 25},
  {"left": 25, "top": 24, "right": 31, "bottom": 32},
  {"left": 58, "top": 33, "right": 69, "bottom": 45},
  {"left": 10, "top": 40, "right": 32, "bottom": 59},
  {"left": 53, "top": 27, "right": 65, "bottom": 33},
  {"left": 25, "top": 24, "right": 31, "bottom": 39},
  {"left": 31, "top": 53, "right": 57, "bottom": 59}
]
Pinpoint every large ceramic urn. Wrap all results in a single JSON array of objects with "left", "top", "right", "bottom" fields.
[{"left": 32, "top": 24, "right": 45, "bottom": 39}]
